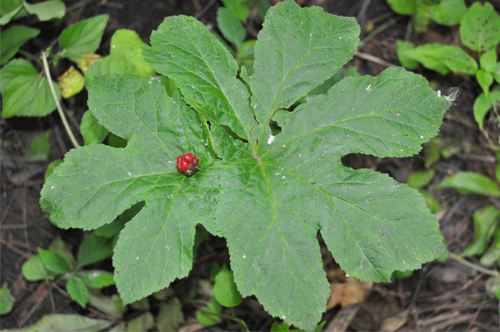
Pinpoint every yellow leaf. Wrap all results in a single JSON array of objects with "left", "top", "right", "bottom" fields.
[
  {"left": 77, "top": 53, "right": 101, "bottom": 75},
  {"left": 58, "top": 66, "right": 84, "bottom": 98}
]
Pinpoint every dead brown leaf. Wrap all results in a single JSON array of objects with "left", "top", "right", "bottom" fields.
[{"left": 326, "top": 277, "right": 373, "bottom": 310}]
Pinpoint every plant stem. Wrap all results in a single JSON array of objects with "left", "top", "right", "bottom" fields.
[
  {"left": 41, "top": 51, "right": 80, "bottom": 148},
  {"left": 448, "top": 252, "right": 498, "bottom": 277}
]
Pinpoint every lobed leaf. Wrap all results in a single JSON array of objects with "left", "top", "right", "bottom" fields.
[
  {"left": 42, "top": 2, "right": 450, "bottom": 329},
  {"left": 42, "top": 75, "right": 220, "bottom": 304}
]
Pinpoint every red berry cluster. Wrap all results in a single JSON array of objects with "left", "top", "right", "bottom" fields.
[{"left": 177, "top": 152, "right": 200, "bottom": 175}]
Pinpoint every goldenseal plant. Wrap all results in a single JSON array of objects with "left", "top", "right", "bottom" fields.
[{"left": 41, "top": 1, "right": 450, "bottom": 329}]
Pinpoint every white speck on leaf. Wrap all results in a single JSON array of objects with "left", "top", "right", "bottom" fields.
[
  {"left": 420, "top": 135, "right": 424, "bottom": 139},
  {"left": 345, "top": 273, "right": 350, "bottom": 277},
  {"left": 136, "top": 257, "right": 139, "bottom": 260},
  {"left": 282, "top": 176, "right": 285, "bottom": 179},
  {"left": 127, "top": 171, "right": 131, "bottom": 176},
  {"left": 267, "top": 134, "right": 275, "bottom": 145},
  {"left": 50, "top": 185, "right": 54, "bottom": 189},
  {"left": 366, "top": 84, "right": 372, "bottom": 91},
  {"left": 243, "top": 255, "right": 246, "bottom": 259}
]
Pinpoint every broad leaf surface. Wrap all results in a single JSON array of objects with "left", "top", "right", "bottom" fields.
[
  {"left": 59, "top": 15, "right": 108, "bottom": 61},
  {"left": 217, "top": 8, "right": 246, "bottom": 49},
  {"left": 460, "top": 2, "right": 500, "bottom": 52},
  {"left": 67, "top": 275, "right": 89, "bottom": 308},
  {"left": 0, "top": 59, "right": 61, "bottom": 118},
  {"left": 23, "top": 0, "right": 65, "bottom": 22},
  {"left": 429, "top": 0, "right": 466, "bottom": 26},
  {"left": 42, "top": 1, "right": 449, "bottom": 330},
  {"left": 42, "top": 75, "right": 220, "bottom": 303},
  {"left": 0, "top": 25, "right": 40, "bottom": 65}
]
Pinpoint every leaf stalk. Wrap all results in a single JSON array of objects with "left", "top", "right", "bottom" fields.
[{"left": 41, "top": 50, "right": 80, "bottom": 148}]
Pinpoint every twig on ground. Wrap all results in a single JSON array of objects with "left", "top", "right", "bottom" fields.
[
  {"left": 0, "top": 239, "right": 32, "bottom": 259},
  {"left": 195, "top": 0, "right": 217, "bottom": 19},
  {"left": 356, "top": 0, "right": 372, "bottom": 26},
  {"left": 358, "top": 16, "right": 401, "bottom": 49},
  {"left": 354, "top": 50, "right": 396, "bottom": 67},
  {"left": 448, "top": 252, "right": 498, "bottom": 277}
]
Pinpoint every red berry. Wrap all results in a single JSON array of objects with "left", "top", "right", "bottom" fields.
[
  {"left": 177, "top": 156, "right": 182, "bottom": 163},
  {"left": 194, "top": 158, "right": 200, "bottom": 166},
  {"left": 177, "top": 161, "right": 189, "bottom": 172},
  {"left": 184, "top": 153, "right": 194, "bottom": 163}
]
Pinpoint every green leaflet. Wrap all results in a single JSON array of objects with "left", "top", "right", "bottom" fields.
[
  {"left": 0, "top": 25, "right": 40, "bottom": 65},
  {"left": 42, "top": 1, "right": 450, "bottom": 330},
  {"left": 0, "top": 59, "right": 61, "bottom": 118},
  {"left": 460, "top": 2, "right": 500, "bottom": 53}
]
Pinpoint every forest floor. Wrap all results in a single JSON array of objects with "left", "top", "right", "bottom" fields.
[{"left": 1, "top": 0, "right": 499, "bottom": 331}]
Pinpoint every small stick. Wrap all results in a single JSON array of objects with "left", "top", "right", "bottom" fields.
[{"left": 354, "top": 50, "right": 396, "bottom": 67}]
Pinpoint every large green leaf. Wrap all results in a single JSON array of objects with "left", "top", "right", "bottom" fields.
[
  {"left": 0, "top": 59, "right": 61, "bottom": 118},
  {"left": 42, "top": 77, "right": 219, "bottom": 303},
  {"left": 0, "top": 25, "right": 40, "bottom": 65},
  {"left": 41, "top": 1, "right": 450, "bottom": 329},
  {"left": 460, "top": 2, "right": 500, "bottom": 52}
]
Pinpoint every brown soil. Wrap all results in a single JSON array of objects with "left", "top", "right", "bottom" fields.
[{"left": 1, "top": 0, "right": 499, "bottom": 331}]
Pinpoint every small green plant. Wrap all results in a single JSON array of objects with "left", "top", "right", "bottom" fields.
[
  {"left": 394, "top": 2, "right": 500, "bottom": 135},
  {"left": 41, "top": 1, "right": 451, "bottom": 329},
  {"left": 386, "top": 0, "right": 467, "bottom": 32},
  {"left": 432, "top": 153, "right": 500, "bottom": 301},
  {"left": 0, "top": 283, "right": 14, "bottom": 315},
  {"left": 22, "top": 233, "right": 117, "bottom": 308}
]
